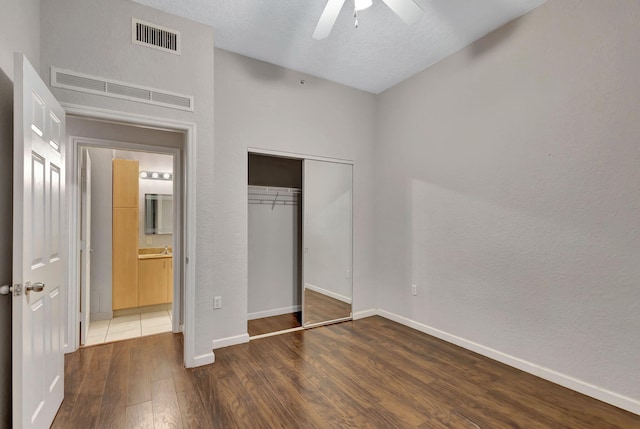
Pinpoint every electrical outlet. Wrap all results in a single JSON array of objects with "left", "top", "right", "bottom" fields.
[
  {"left": 145, "top": 236, "right": 153, "bottom": 245},
  {"left": 411, "top": 284, "right": 417, "bottom": 296},
  {"left": 346, "top": 269, "right": 351, "bottom": 279},
  {"left": 213, "top": 296, "right": 222, "bottom": 309}
]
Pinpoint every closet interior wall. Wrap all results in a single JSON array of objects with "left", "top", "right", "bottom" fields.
[{"left": 247, "top": 154, "right": 302, "bottom": 321}]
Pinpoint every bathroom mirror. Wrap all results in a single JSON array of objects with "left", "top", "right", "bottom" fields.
[
  {"left": 144, "top": 193, "right": 173, "bottom": 234},
  {"left": 302, "top": 160, "right": 353, "bottom": 327}
]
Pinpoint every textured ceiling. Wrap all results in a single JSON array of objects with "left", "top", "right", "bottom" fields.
[{"left": 131, "top": 0, "right": 546, "bottom": 94}]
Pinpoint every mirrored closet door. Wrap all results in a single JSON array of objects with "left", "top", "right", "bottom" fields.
[{"left": 302, "top": 160, "right": 353, "bottom": 327}]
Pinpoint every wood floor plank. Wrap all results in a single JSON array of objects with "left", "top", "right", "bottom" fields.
[
  {"left": 53, "top": 317, "right": 640, "bottom": 429},
  {"left": 51, "top": 347, "right": 95, "bottom": 428},
  {"left": 176, "top": 389, "right": 214, "bottom": 428},
  {"left": 125, "top": 401, "right": 154, "bottom": 429},
  {"left": 65, "top": 343, "right": 113, "bottom": 428},
  {"left": 248, "top": 312, "right": 301, "bottom": 336},
  {"left": 151, "top": 377, "right": 183, "bottom": 428},
  {"left": 127, "top": 342, "right": 153, "bottom": 406},
  {"left": 303, "top": 289, "right": 351, "bottom": 325},
  {"left": 96, "top": 340, "right": 132, "bottom": 429}
]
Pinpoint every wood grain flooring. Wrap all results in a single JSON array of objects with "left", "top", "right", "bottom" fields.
[
  {"left": 303, "top": 288, "right": 351, "bottom": 325},
  {"left": 248, "top": 312, "right": 301, "bottom": 337},
  {"left": 52, "top": 316, "right": 640, "bottom": 428}
]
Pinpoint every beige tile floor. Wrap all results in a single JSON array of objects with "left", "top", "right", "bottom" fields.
[{"left": 86, "top": 310, "right": 173, "bottom": 346}]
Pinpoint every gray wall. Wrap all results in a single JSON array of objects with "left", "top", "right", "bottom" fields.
[
  {"left": 41, "top": 0, "right": 215, "bottom": 360},
  {"left": 214, "top": 48, "right": 377, "bottom": 345},
  {"left": 0, "top": 0, "right": 41, "bottom": 425},
  {"left": 375, "top": 0, "right": 640, "bottom": 404}
]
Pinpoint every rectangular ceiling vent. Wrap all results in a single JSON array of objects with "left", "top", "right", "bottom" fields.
[
  {"left": 132, "top": 18, "right": 181, "bottom": 55},
  {"left": 50, "top": 67, "right": 194, "bottom": 112}
]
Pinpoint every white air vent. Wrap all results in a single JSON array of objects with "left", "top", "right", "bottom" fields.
[
  {"left": 132, "top": 18, "right": 181, "bottom": 55},
  {"left": 50, "top": 67, "right": 194, "bottom": 112}
]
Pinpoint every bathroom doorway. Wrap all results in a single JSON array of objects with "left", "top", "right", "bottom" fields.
[{"left": 68, "top": 116, "right": 184, "bottom": 347}]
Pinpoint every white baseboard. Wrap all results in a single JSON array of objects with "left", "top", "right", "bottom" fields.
[
  {"left": 212, "top": 333, "right": 250, "bottom": 350},
  {"left": 376, "top": 309, "right": 640, "bottom": 416},
  {"left": 352, "top": 308, "right": 377, "bottom": 320},
  {"left": 191, "top": 351, "right": 215, "bottom": 367},
  {"left": 305, "top": 283, "right": 352, "bottom": 304},
  {"left": 248, "top": 305, "right": 301, "bottom": 320}
]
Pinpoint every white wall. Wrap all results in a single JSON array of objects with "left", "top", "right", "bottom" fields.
[
  {"left": 41, "top": 0, "right": 215, "bottom": 360},
  {"left": 213, "top": 49, "right": 376, "bottom": 345},
  {"left": 0, "top": 0, "right": 41, "bottom": 424},
  {"left": 248, "top": 203, "right": 300, "bottom": 319},
  {"left": 375, "top": 0, "right": 640, "bottom": 410}
]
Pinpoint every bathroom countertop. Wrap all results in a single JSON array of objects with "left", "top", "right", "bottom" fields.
[
  {"left": 138, "top": 250, "right": 173, "bottom": 259},
  {"left": 138, "top": 253, "right": 172, "bottom": 260}
]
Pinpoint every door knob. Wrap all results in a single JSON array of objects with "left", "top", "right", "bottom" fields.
[
  {"left": 25, "top": 281, "right": 45, "bottom": 294},
  {"left": 0, "top": 284, "right": 12, "bottom": 295}
]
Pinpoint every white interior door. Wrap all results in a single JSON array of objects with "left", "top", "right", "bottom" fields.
[
  {"left": 80, "top": 149, "right": 91, "bottom": 345},
  {"left": 13, "top": 53, "right": 66, "bottom": 429}
]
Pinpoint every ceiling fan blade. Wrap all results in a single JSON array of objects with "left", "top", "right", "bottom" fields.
[
  {"left": 381, "top": 0, "right": 424, "bottom": 26},
  {"left": 312, "top": 0, "right": 347, "bottom": 40}
]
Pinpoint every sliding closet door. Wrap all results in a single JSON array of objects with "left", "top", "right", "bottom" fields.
[{"left": 302, "top": 160, "right": 353, "bottom": 327}]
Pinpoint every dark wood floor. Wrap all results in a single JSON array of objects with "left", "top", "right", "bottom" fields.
[
  {"left": 303, "top": 288, "right": 351, "bottom": 325},
  {"left": 248, "top": 289, "right": 351, "bottom": 336},
  {"left": 248, "top": 312, "right": 301, "bottom": 337},
  {"left": 52, "top": 316, "right": 640, "bottom": 428}
]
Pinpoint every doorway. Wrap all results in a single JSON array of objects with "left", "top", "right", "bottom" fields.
[
  {"left": 247, "top": 150, "right": 354, "bottom": 338},
  {"left": 67, "top": 116, "right": 185, "bottom": 349},
  {"left": 81, "top": 146, "right": 176, "bottom": 345},
  {"left": 247, "top": 154, "right": 303, "bottom": 336}
]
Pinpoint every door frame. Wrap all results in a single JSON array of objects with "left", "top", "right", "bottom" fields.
[
  {"left": 71, "top": 137, "right": 181, "bottom": 340},
  {"left": 246, "top": 147, "right": 355, "bottom": 333},
  {"left": 63, "top": 103, "right": 198, "bottom": 368}
]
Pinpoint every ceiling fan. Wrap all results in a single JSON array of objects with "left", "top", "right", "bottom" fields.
[{"left": 312, "top": 0, "right": 424, "bottom": 40}]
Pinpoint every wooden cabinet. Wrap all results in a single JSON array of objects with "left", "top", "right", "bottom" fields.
[
  {"left": 112, "top": 208, "right": 139, "bottom": 309},
  {"left": 138, "top": 256, "right": 173, "bottom": 306},
  {"left": 112, "top": 159, "right": 139, "bottom": 208},
  {"left": 112, "top": 159, "right": 140, "bottom": 310}
]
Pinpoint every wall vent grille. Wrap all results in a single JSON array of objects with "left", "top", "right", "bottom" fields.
[
  {"left": 50, "top": 67, "right": 194, "bottom": 112},
  {"left": 132, "top": 18, "right": 181, "bottom": 55}
]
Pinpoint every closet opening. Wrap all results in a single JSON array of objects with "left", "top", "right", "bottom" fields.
[
  {"left": 247, "top": 154, "right": 303, "bottom": 337},
  {"left": 247, "top": 150, "right": 354, "bottom": 339}
]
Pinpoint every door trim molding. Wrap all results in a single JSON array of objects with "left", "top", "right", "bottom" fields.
[
  {"left": 248, "top": 147, "right": 355, "bottom": 165},
  {"left": 62, "top": 103, "right": 198, "bottom": 368},
  {"left": 70, "top": 136, "right": 181, "bottom": 342}
]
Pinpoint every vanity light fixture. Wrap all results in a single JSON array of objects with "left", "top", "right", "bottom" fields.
[{"left": 140, "top": 170, "right": 173, "bottom": 180}]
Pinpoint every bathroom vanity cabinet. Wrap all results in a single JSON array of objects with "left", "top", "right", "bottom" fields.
[{"left": 138, "top": 255, "right": 173, "bottom": 306}]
